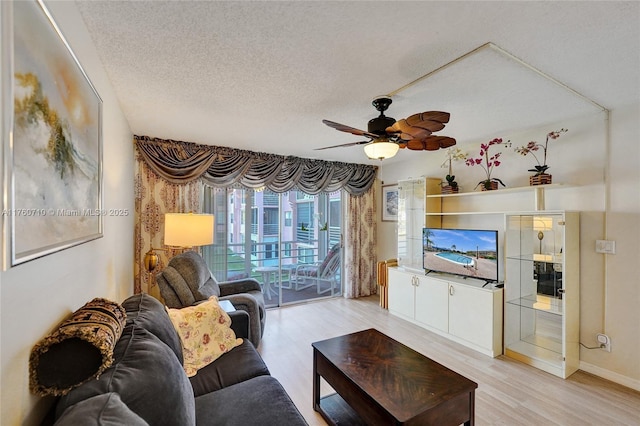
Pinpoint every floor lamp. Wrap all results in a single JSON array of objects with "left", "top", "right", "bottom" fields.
[{"left": 144, "top": 213, "right": 214, "bottom": 272}]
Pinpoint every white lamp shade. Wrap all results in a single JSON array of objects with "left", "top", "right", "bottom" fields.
[
  {"left": 363, "top": 140, "right": 399, "bottom": 160},
  {"left": 533, "top": 216, "right": 553, "bottom": 231},
  {"left": 164, "top": 213, "right": 214, "bottom": 247}
]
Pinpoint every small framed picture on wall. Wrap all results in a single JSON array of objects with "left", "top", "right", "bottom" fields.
[{"left": 381, "top": 184, "right": 398, "bottom": 222}]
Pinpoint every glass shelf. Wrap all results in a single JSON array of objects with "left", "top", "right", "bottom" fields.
[
  {"left": 504, "top": 211, "right": 579, "bottom": 379},
  {"left": 506, "top": 294, "right": 563, "bottom": 315},
  {"left": 505, "top": 253, "right": 563, "bottom": 264},
  {"left": 506, "top": 339, "right": 564, "bottom": 362}
]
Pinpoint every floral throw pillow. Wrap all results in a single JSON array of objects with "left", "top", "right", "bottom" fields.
[{"left": 166, "top": 296, "right": 242, "bottom": 377}]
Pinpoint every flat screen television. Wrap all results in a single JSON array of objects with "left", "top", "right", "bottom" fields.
[{"left": 423, "top": 228, "right": 498, "bottom": 284}]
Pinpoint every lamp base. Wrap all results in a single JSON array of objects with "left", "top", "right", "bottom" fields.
[{"left": 144, "top": 249, "right": 159, "bottom": 272}]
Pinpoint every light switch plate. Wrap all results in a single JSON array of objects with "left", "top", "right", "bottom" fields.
[{"left": 595, "top": 240, "right": 616, "bottom": 254}]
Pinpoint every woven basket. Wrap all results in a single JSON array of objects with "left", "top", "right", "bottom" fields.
[
  {"left": 530, "top": 173, "right": 552, "bottom": 186},
  {"left": 441, "top": 185, "right": 459, "bottom": 194},
  {"left": 481, "top": 181, "right": 499, "bottom": 191}
]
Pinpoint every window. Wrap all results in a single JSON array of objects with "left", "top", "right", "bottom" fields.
[
  {"left": 202, "top": 186, "right": 342, "bottom": 307},
  {"left": 296, "top": 201, "right": 313, "bottom": 243},
  {"left": 264, "top": 208, "right": 278, "bottom": 235}
]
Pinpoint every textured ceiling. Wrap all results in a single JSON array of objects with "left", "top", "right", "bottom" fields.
[{"left": 74, "top": 1, "right": 639, "bottom": 165}]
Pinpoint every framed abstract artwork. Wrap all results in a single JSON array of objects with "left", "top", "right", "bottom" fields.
[
  {"left": 381, "top": 184, "right": 398, "bottom": 222},
  {"left": 2, "top": 0, "right": 103, "bottom": 266}
]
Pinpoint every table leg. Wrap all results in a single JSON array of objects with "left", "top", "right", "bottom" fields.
[
  {"left": 280, "top": 266, "right": 293, "bottom": 289},
  {"left": 313, "top": 349, "right": 320, "bottom": 411},
  {"left": 260, "top": 272, "right": 272, "bottom": 300},
  {"left": 464, "top": 389, "right": 475, "bottom": 426}
]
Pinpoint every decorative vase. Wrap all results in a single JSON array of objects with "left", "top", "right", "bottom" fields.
[
  {"left": 441, "top": 185, "right": 459, "bottom": 194},
  {"left": 481, "top": 181, "right": 499, "bottom": 191},
  {"left": 530, "top": 173, "right": 552, "bottom": 186}
]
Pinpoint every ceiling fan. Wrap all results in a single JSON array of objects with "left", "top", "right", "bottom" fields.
[{"left": 317, "top": 97, "right": 456, "bottom": 160}]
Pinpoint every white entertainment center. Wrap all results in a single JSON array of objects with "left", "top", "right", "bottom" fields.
[
  {"left": 388, "top": 177, "right": 579, "bottom": 376},
  {"left": 388, "top": 268, "right": 503, "bottom": 357}
]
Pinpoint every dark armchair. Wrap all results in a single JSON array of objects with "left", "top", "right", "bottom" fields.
[{"left": 156, "top": 251, "right": 266, "bottom": 347}]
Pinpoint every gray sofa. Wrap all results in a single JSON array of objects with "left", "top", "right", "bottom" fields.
[
  {"left": 50, "top": 293, "right": 307, "bottom": 425},
  {"left": 156, "top": 250, "right": 266, "bottom": 347}
]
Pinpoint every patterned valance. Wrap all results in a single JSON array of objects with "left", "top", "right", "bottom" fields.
[{"left": 135, "top": 136, "right": 378, "bottom": 196}]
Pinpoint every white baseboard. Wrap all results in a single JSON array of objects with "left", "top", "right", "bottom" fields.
[{"left": 580, "top": 361, "right": 640, "bottom": 392}]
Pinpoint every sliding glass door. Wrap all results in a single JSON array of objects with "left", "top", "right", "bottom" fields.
[{"left": 201, "top": 187, "right": 342, "bottom": 307}]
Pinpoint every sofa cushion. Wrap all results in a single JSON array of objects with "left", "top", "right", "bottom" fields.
[
  {"left": 189, "top": 339, "right": 270, "bottom": 397},
  {"left": 56, "top": 325, "right": 195, "bottom": 426},
  {"left": 121, "top": 293, "right": 183, "bottom": 363},
  {"left": 29, "top": 298, "right": 127, "bottom": 397},
  {"left": 166, "top": 297, "right": 242, "bottom": 377},
  {"left": 158, "top": 251, "right": 220, "bottom": 309},
  {"left": 54, "top": 392, "right": 149, "bottom": 426},
  {"left": 195, "top": 376, "right": 308, "bottom": 425}
]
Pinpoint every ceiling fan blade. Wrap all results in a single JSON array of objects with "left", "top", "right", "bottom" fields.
[
  {"left": 406, "top": 111, "right": 450, "bottom": 126},
  {"left": 409, "top": 119, "right": 446, "bottom": 133},
  {"left": 423, "top": 136, "right": 457, "bottom": 151},
  {"left": 322, "top": 120, "right": 379, "bottom": 138},
  {"left": 314, "top": 140, "right": 371, "bottom": 150},
  {"left": 397, "top": 136, "right": 456, "bottom": 151},
  {"left": 405, "top": 139, "right": 428, "bottom": 150},
  {"left": 387, "top": 116, "right": 446, "bottom": 136},
  {"left": 387, "top": 111, "right": 450, "bottom": 135},
  {"left": 386, "top": 119, "right": 428, "bottom": 137},
  {"left": 425, "top": 136, "right": 456, "bottom": 151}
]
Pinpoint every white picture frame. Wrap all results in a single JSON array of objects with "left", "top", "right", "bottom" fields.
[
  {"left": 381, "top": 184, "right": 398, "bottom": 222},
  {"left": 2, "top": 0, "right": 103, "bottom": 266}
]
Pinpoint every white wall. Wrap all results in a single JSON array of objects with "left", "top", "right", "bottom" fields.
[
  {"left": 0, "top": 2, "right": 134, "bottom": 425},
  {"left": 377, "top": 104, "right": 640, "bottom": 390}
]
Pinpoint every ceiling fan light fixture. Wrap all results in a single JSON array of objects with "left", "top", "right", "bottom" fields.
[{"left": 363, "top": 140, "right": 399, "bottom": 160}]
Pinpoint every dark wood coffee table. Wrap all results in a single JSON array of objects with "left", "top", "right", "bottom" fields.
[{"left": 312, "top": 328, "right": 477, "bottom": 425}]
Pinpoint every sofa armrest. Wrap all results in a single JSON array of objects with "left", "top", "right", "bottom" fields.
[
  {"left": 220, "top": 293, "right": 264, "bottom": 347},
  {"left": 227, "top": 310, "right": 250, "bottom": 340},
  {"left": 219, "top": 278, "right": 261, "bottom": 296}
]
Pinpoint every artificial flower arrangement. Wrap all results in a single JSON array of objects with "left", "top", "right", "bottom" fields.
[
  {"left": 464, "top": 137, "right": 510, "bottom": 190},
  {"left": 515, "top": 128, "right": 568, "bottom": 176},
  {"left": 440, "top": 147, "right": 467, "bottom": 192}
]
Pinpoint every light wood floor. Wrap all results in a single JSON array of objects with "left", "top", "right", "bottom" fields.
[{"left": 257, "top": 296, "right": 640, "bottom": 426}]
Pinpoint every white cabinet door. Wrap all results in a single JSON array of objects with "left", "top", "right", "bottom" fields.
[
  {"left": 448, "top": 283, "right": 494, "bottom": 349},
  {"left": 415, "top": 276, "right": 448, "bottom": 332},
  {"left": 388, "top": 269, "right": 415, "bottom": 319}
]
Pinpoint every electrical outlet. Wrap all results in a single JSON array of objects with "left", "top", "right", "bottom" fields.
[{"left": 596, "top": 333, "right": 611, "bottom": 352}]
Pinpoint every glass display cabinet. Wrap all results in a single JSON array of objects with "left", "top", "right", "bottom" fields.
[
  {"left": 397, "top": 177, "right": 441, "bottom": 271},
  {"left": 504, "top": 211, "right": 579, "bottom": 378}
]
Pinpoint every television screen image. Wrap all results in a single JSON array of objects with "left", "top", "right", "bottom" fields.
[{"left": 423, "top": 228, "right": 498, "bottom": 282}]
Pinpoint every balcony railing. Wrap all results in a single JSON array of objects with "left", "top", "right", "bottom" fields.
[
  {"left": 202, "top": 239, "right": 328, "bottom": 282},
  {"left": 263, "top": 193, "right": 279, "bottom": 206},
  {"left": 251, "top": 223, "right": 279, "bottom": 235},
  {"left": 297, "top": 228, "right": 313, "bottom": 242}
]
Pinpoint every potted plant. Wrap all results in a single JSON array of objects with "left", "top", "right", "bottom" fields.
[
  {"left": 515, "top": 128, "right": 568, "bottom": 185},
  {"left": 464, "top": 137, "right": 510, "bottom": 190},
  {"left": 440, "top": 148, "right": 466, "bottom": 194}
]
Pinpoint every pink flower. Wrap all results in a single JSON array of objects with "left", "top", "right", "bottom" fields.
[
  {"left": 465, "top": 137, "right": 510, "bottom": 188},
  {"left": 514, "top": 128, "right": 567, "bottom": 174}
]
